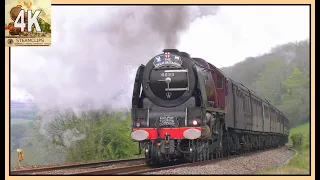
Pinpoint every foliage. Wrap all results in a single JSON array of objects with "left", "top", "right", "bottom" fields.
[
  {"left": 221, "top": 39, "right": 310, "bottom": 127},
  {"left": 278, "top": 66, "right": 310, "bottom": 126},
  {"left": 257, "top": 122, "right": 310, "bottom": 174},
  {"left": 35, "top": 109, "right": 138, "bottom": 163},
  {"left": 11, "top": 108, "right": 139, "bottom": 167},
  {"left": 290, "top": 132, "right": 304, "bottom": 150},
  {"left": 289, "top": 122, "right": 310, "bottom": 152},
  {"left": 10, "top": 120, "right": 65, "bottom": 167},
  {"left": 11, "top": 39, "right": 310, "bottom": 167}
]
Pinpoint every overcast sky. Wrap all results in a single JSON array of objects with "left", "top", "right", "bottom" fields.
[{"left": 10, "top": 5, "right": 309, "bottom": 108}]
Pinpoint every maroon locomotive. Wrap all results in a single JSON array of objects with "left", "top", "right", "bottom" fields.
[{"left": 131, "top": 49, "right": 289, "bottom": 164}]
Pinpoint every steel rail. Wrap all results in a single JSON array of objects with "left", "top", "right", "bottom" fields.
[
  {"left": 10, "top": 158, "right": 145, "bottom": 175},
  {"left": 68, "top": 146, "right": 289, "bottom": 175}
]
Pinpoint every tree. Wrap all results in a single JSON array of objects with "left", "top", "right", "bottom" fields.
[
  {"left": 278, "top": 65, "right": 309, "bottom": 126},
  {"left": 253, "top": 59, "right": 287, "bottom": 105},
  {"left": 221, "top": 39, "right": 310, "bottom": 127},
  {"left": 38, "top": 108, "right": 138, "bottom": 163}
]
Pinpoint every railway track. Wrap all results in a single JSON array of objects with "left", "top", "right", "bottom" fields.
[
  {"left": 10, "top": 146, "right": 291, "bottom": 175},
  {"left": 66, "top": 146, "right": 290, "bottom": 175},
  {"left": 10, "top": 158, "right": 145, "bottom": 175}
]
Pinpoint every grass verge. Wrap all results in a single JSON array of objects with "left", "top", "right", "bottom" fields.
[{"left": 256, "top": 122, "right": 310, "bottom": 175}]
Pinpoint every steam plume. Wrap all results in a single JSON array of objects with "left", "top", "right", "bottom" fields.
[{"left": 12, "top": 5, "right": 220, "bottom": 112}]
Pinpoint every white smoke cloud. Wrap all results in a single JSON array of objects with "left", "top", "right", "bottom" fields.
[{"left": 11, "top": 5, "right": 220, "bottom": 112}]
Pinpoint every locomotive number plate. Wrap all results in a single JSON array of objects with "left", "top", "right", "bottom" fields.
[{"left": 159, "top": 116, "right": 179, "bottom": 127}]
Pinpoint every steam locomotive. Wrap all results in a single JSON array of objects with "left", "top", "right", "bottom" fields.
[{"left": 131, "top": 49, "right": 289, "bottom": 164}]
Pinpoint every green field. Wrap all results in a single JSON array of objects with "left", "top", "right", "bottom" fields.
[
  {"left": 11, "top": 119, "right": 33, "bottom": 125},
  {"left": 257, "top": 122, "right": 310, "bottom": 174}
]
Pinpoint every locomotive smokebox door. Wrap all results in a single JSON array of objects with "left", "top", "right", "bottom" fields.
[
  {"left": 150, "top": 69, "right": 190, "bottom": 100},
  {"left": 142, "top": 51, "right": 196, "bottom": 107}
]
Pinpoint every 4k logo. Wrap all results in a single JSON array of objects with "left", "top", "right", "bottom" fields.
[
  {"left": 12, "top": 9, "right": 42, "bottom": 32},
  {"left": 5, "top": 1, "right": 51, "bottom": 47}
]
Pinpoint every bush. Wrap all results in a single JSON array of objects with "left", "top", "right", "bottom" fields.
[
  {"left": 290, "top": 132, "right": 304, "bottom": 150},
  {"left": 28, "top": 109, "right": 139, "bottom": 164}
]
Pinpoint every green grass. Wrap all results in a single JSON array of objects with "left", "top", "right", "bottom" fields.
[
  {"left": 257, "top": 122, "right": 310, "bottom": 175},
  {"left": 11, "top": 119, "right": 33, "bottom": 125},
  {"left": 10, "top": 146, "right": 51, "bottom": 168}
]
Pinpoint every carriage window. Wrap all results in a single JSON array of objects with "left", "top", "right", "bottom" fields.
[
  {"left": 263, "top": 105, "right": 269, "bottom": 119},
  {"left": 239, "top": 94, "right": 243, "bottom": 112},
  {"left": 243, "top": 95, "right": 250, "bottom": 113},
  {"left": 217, "top": 74, "right": 223, "bottom": 88},
  {"left": 247, "top": 96, "right": 251, "bottom": 113},
  {"left": 243, "top": 96, "right": 247, "bottom": 112}
]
